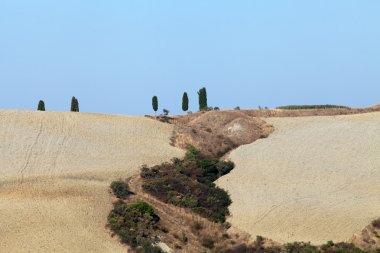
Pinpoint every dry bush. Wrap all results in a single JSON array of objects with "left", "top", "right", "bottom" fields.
[
  {"left": 191, "top": 221, "right": 204, "bottom": 234},
  {"left": 372, "top": 219, "right": 380, "bottom": 229},
  {"left": 201, "top": 235, "right": 215, "bottom": 249}
]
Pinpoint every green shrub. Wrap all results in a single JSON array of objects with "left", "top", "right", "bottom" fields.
[
  {"left": 110, "top": 180, "right": 130, "bottom": 199},
  {"left": 255, "top": 235, "right": 264, "bottom": 248},
  {"left": 128, "top": 201, "right": 156, "bottom": 217},
  {"left": 162, "top": 109, "right": 169, "bottom": 116},
  {"left": 140, "top": 165, "right": 160, "bottom": 179},
  {"left": 285, "top": 242, "right": 318, "bottom": 253},
  {"left": 108, "top": 201, "right": 161, "bottom": 252},
  {"left": 137, "top": 243, "right": 163, "bottom": 253},
  {"left": 320, "top": 242, "right": 366, "bottom": 253}
]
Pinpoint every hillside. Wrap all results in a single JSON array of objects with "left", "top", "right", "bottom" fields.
[
  {"left": 217, "top": 112, "right": 380, "bottom": 244},
  {"left": 2, "top": 109, "right": 380, "bottom": 252},
  {"left": 0, "top": 110, "right": 184, "bottom": 253}
]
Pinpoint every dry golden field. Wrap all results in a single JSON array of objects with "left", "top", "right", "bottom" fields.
[
  {"left": 217, "top": 112, "right": 380, "bottom": 244},
  {"left": 0, "top": 110, "right": 184, "bottom": 253},
  {"left": 2, "top": 109, "right": 380, "bottom": 252}
]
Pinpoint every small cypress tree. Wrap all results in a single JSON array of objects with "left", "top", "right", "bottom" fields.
[
  {"left": 152, "top": 96, "right": 158, "bottom": 115},
  {"left": 198, "top": 87, "right": 208, "bottom": 111},
  {"left": 182, "top": 92, "right": 189, "bottom": 112},
  {"left": 37, "top": 100, "right": 45, "bottom": 111},
  {"left": 71, "top": 96, "right": 79, "bottom": 112}
]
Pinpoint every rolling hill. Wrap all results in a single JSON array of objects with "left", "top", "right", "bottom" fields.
[
  {"left": 217, "top": 112, "right": 380, "bottom": 244},
  {"left": 0, "top": 110, "right": 184, "bottom": 253}
]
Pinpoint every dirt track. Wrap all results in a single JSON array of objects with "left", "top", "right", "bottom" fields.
[
  {"left": 217, "top": 112, "right": 380, "bottom": 244},
  {"left": 0, "top": 110, "right": 184, "bottom": 253}
]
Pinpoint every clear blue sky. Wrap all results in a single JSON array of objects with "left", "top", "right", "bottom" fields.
[{"left": 0, "top": 1, "right": 379, "bottom": 115}]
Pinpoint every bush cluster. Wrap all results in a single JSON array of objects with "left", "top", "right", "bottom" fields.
[
  {"left": 108, "top": 201, "right": 162, "bottom": 253},
  {"left": 109, "top": 180, "right": 162, "bottom": 253},
  {"left": 276, "top": 105, "right": 350, "bottom": 110},
  {"left": 140, "top": 147, "right": 234, "bottom": 222}
]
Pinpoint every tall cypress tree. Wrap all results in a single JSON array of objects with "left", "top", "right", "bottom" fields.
[
  {"left": 71, "top": 96, "right": 79, "bottom": 112},
  {"left": 152, "top": 96, "right": 158, "bottom": 115},
  {"left": 198, "top": 87, "right": 208, "bottom": 111},
  {"left": 37, "top": 100, "right": 45, "bottom": 111},
  {"left": 182, "top": 92, "right": 189, "bottom": 112}
]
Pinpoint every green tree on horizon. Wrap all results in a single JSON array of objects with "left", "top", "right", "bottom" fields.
[
  {"left": 152, "top": 96, "right": 158, "bottom": 115},
  {"left": 37, "top": 100, "right": 45, "bottom": 111},
  {"left": 182, "top": 92, "right": 189, "bottom": 112},
  {"left": 71, "top": 96, "right": 79, "bottom": 112},
  {"left": 197, "top": 87, "right": 207, "bottom": 111}
]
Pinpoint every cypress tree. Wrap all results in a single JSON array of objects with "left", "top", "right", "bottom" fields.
[
  {"left": 71, "top": 96, "right": 79, "bottom": 112},
  {"left": 152, "top": 96, "right": 158, "bottom": 115},
  {"left": 198, "top": 87, "right": 208, "bottom": 111},
  {"left": 182, "top": 92, "right": 189, "bottom": 112},
  {"left": 37, "top": 100, "right": 45, "bottom": 111}
]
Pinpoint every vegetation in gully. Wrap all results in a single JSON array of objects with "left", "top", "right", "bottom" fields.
[
  {"left": 109, "top": 180, "right": 164, "bottom": 253},
  {"left": 107, "top": 147, "right": 238, "bottom": 252},
  {"left": 141, "top": 147, "right": 234, "bottom": 223},
  {"left": 103, "top": 87, "right": 380, "bottom": 252}
]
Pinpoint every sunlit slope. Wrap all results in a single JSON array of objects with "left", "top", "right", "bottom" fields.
[
  {"left": 0, "top": 110, "right": 184, "bottom": 253},
  {"left": 217, "top": 112, "right": 380, "bottom": 244}
]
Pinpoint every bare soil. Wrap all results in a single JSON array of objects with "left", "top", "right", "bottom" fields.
[{"left": 150, "top": 110, "right": 274, "bottom": 157}]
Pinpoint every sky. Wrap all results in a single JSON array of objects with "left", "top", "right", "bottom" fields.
[{"left": 0, "top": 0, "right": 379, "bottom": 115}]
